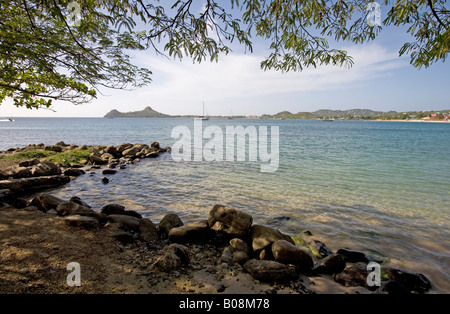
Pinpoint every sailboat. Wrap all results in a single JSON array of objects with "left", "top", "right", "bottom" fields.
[{"left": 196, "top": 102, "right": 209, "bottom": 120}]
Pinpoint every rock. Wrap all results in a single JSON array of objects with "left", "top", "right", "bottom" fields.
[
  {"left": 271, "top": 240, "right": 314, "bottom": 273},
  {"left": 69, "top": 196, "right": 91, "bottom": 208},
  {"left": 337, "top": 248, "right": 368, "bottom": 263},
  {"left": 312, "top": 253, "right": 346, "bottom": 275},
  {"left": 250, "top": 225, "right": 294, "bottom": 252},
  {"left": 4, "top": 166, "right": 31, "bottom": 178},
  {"left": 243, "top": 259, "right": 298, "bottom": 283},
  {"left": 64, "top": 215, "right": 99, "bottom": 229},
  {"left": 151, "top": 141, "right": 160, "bottom": 150},
  {"left": 116, "top": 143, "right": 133, "bottom": 155},
  {"left": 383, "top": 268, "right": 431, "bottom": 293},
  {"left": 110, "top": 230, "right": 135, "bottom": 244},
  {"left": 307, "top": 240, "right": 333, "bottom": 258},
  {"left": 107, "top": 214, "right": 140, "bottom": 232},
  {"left": 104, "top": 145, "right": 118, "bottom": 156},
  {"left": 229, "top": 238, "right": 250, "bottom": 255},
  {"left": 55, "top": 141, "right": 68, "bottom": 146},
  {"left": 208, "top": 205, "right": 253, "bottom": 238},
  {"left": 124, "top": 210, "right": 142, "bottom": 219},
  {"left": 158, "top": 213, "right": 184, "bottom": 238},
  {"left": 56, "top": 202, "right": 92, "bottom": 216},
  {"left": 138, "top": 218, "right": 159, "bottom": 242},
  {"left": 145, "top": 152, "right": 159, "bottom": 158},
  {"left": 63, "top": 168, "right": 86, "bottom": 176},
  {"left": 168, "top": 220, "right": 210, "bottom": 244},
  {"left": 0, "top": 189, "right": 10, "bottom": 199},
  {"left": 44, "top": 145, "right": 62, "bottom": 152},
  {"left": 18, "top": 159, "right": 39, "bottom": 167},
  {"left": 154, "top": 244, "right": 190, "bottom": 272},
  {"left": 101, "top": 153, "right": 114, "bottom": 161},
  {"left": 232, "top": 251, "right": 250, "bottom": 265},
  {"left": 221, "top": 246, "right": 235, "bottom": 264},
  {"left": 0, "top": 176, "right": 70, "bottom": 195},
  {"left": 31, "top": 162, "right": 61, "bottom": 177},
  {"left": 378, "top": 280, "right": 411, "bottom": 294},
  {"left": 122, "top": 146, "right": 142, "bottom": 158},
  {"left": 89, "top": 153, "right": 107, "bottom": 164},
  {"left": 101, "top": 204, "right": 126, "bottom": 215},
  {"left": 101, "top": 177, "right": 109, "bottom": 184},
  {"left": 29, "top": 193, "right": 67, "bottom": 212},
  {"left": 334, "top": 263, "right": 369, "bottom": 288},
  {"left": 102, "top": 169, "right": 117, "bottom": 175}
]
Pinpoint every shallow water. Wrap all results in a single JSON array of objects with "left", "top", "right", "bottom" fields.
[{"left": 1, "top": 117, "right": 449, "bottom": 292}]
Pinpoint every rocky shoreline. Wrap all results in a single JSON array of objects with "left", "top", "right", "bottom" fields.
[{"left": 0, "top": 143, "right": 433, "bottom": 294}]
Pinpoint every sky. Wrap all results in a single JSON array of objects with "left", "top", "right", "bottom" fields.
[{"left": 1, "top": 2, "right": 449, "bottom": 117}]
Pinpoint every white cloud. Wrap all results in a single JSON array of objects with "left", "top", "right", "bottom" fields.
[{"left": 0, "top": 43, "right": 407, "bottom": 117}]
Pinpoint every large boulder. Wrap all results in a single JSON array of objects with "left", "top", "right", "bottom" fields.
[
  {"left": 138, "top": 218, "right": 159, "bottom": 242},
  {"left": 250, "top": 225, "right": 294, "bottom": 252},
  {"left": 154, "top": 244, "right": 190, "bottom": 272},
  {"left": 377, "top": 280, "right": 411, "bottom": 295},
  {"left": 312, "top": 253, "right": 346, "bottom": 275},
  {"left": 30, "top": 193, "right": 66, "bottom": 212},
  {"left": 168, "top": 220, "right": 210, "bottom": 244},
  {"left": 31, "top": 162, "right": 61, "bottom": 177},
  {"left": 243, "top": 259, "right": 298, "bottom": 283},
  {"left": 208, "top": 205, "right": 253, "bottom": 238},
  {"left": 271, "top": 240, "right": 314, "bottom": 273},
  {"left": 383, "top": 268, "right": 431, "bottom": 293},
  {"left": 158, "top": 213, "right": 184, "bottom": 238}
]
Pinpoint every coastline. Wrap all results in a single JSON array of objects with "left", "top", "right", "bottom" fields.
[{"left": 0, "top": 142, "right": 435, "bottom": 294}]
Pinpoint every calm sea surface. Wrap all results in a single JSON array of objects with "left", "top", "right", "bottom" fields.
[{"left": 1, "top": 117, "right": 449, "bottom": 292}]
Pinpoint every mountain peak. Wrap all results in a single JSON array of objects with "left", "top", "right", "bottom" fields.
[{"left": 104, "top": 107, "right": 169, "bottom": 118}]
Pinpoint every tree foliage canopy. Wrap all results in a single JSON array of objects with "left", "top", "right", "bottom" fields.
[{"left": 0, "top": 0, "right": 449, "bottom": 110}]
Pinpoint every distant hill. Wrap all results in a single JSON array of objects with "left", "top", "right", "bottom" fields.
[
  {"left": 261, "top": 108, "right": 450, "bottom": 120},
  {"left": 104, "top": 106, "right": 170, "bottom": 118}
]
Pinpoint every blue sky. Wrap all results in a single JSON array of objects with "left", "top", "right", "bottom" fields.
[{"left": 1, "top": 2, "right": 449, "bottom": 117}]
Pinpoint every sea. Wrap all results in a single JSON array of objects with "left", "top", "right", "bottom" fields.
[{"left": 1, "top": 117, "right": 449, "bottom": 292}]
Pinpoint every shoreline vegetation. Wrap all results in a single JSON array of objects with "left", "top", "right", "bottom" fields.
[
  {"left": 100, "top": 107, "right": 450, "bottom": 122},
  {"left": 0, "top": 142, "right": 433, "bottom": 294}
]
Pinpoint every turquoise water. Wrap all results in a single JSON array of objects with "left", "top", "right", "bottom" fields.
[{"left": 1, "top": 118, "right": 449, "bottom": 292}]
